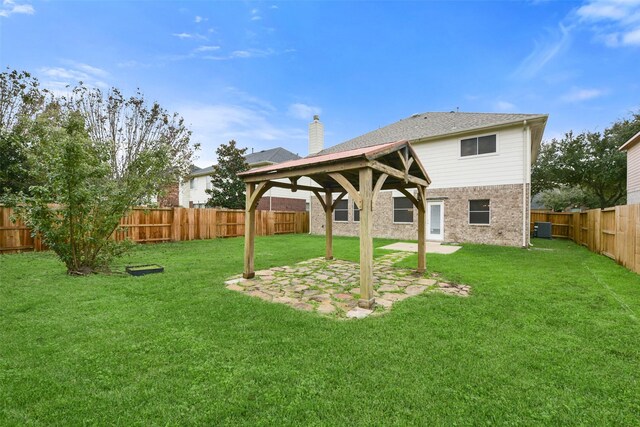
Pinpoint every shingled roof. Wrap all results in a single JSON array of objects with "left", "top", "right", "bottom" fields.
[
  {"left": 189, "top": 147, "right": 301, "bottom": 177},
  {"left": 318, "top": 111, "right": 548, "bottom": 156},
  {"left": 245, "top": 147, "right": 300, "bottom": 165}
]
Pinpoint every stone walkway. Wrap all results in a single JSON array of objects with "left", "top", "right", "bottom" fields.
[
  {"left": 379, "top": 242, "right": 462, "bottom": 255},
  {"left": 225, "top": 251, "right": 470, "bottom": 319}
]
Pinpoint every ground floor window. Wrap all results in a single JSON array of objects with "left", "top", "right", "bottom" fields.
[
  {"left": 334, "top": 199, "right": 348, "bottom": 222},
  {"left": 353, "top": 201, "right": 360, "bottom": 222},
  {"left": 469, "top": 199, "right": 490, "bottom": 224},
  {"left": 393, "top": 197, "right": 413, "bottom": 223}
]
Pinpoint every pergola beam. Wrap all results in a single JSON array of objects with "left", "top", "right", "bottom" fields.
[
  {"left": 268, "top": 181, "right": 327, "bottom": 193},
  {"left": 369, "top": 160, "right": 430, "bottom": 187},
  {"left": 243, "top": 159, "right": 371, "bottom": 183}
]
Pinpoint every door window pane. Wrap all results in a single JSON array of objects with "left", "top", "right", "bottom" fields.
[{"left": 430, "top": 204, "right": 441, "bottom": 234}]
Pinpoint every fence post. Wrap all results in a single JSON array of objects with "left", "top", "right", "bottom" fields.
[{"left": 172, "top": 208, "right": 181, "bottom": 242}]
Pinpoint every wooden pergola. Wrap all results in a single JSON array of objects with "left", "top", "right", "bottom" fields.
[{"left": 238, "top": 140, "right": 431, "bottom": 309}]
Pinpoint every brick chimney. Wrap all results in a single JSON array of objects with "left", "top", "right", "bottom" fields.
[{"left": 308, "top": 114, "right": 324, "bottom": 155}]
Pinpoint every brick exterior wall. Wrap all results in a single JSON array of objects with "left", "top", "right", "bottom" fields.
[
  {"left": 158, "top": 183, "right": 180, "bottom": 207},
  {"left": 257, "top": 196, "right": 307, "bottom": 212},
  {"left": 310, "top": 184, "right": 530, "bottom": 247}
]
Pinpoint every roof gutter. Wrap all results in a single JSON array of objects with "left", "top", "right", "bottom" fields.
[{"left": 408, "top": 115, "right": 548, "bottom": 146}]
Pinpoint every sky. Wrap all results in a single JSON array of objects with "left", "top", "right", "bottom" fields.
[{"left": 1, "top": 0, "right": 639, "bottom": 167}]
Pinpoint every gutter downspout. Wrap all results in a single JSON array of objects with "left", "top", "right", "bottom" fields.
[{"left": 522, "top": 120, "right": 530, "bottom": 248}]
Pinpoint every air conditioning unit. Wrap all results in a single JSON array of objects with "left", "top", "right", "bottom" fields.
[{"left": 534, "top": 221, "right": 552, "bottom": 239}]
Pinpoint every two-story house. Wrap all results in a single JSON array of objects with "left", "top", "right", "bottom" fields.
[
  {"left": 179, "top": 145, "right": 319, "bottom": 210},
  {"left": 620, "top": 130, "right": 640, "bottom": 205},
  {"left": 309, "top": 111, "right": 548, "bottom": 247}
]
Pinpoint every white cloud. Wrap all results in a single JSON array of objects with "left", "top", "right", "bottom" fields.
[
  {"left": 203, "top": 48, "right": 276, "bottom": 60},
  {"left": 622, "top": 27, "right": 640, "bottom": 45},
  {"left": 38, "top": 63, "right": 110, "bottom": 95},
  {"left": 576, "top": 0, "right": 640, "bottom": 47},
  {"left": 176, "top": 103, "right": 307, "bottom": 166},
  {"left": 560, "top": 87, "right": 606, "bottom": 102},
  {"left": 172, "top": 32, "right": 208, "bottom": 40},
  {"left": 513, "top": 23, "right": 572, "bottom": 79},
  {"left": 194, "top": 45, "right": 220, "bottom": 52},
  {"left": 287, "top": 103, "right": 322, "bottom": 120},
  {"left": 250, "top": 7, "right": 262, "bottom": 21},
  {"left": 494, "top": 101, "right": 517, "bottom": 112},
  {"left": 194, "top": 15, "right": 206, "bottom": 23},
  {"left": 0, "top": 0, "right": 34, "bottom": 17}
]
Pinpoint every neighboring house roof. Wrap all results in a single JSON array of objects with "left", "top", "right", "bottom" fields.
[
  {"left": 187, "top": 147, "right": 301, "bottom": 178},
  {"left": 620, "top": 130, "right": 640, "bottom": 151},
  {"left": 317, "top": 111, "right": 548, "bottom": 156},
  {"left": 245, "top": 147, "right": 300, "bottom": 165}
]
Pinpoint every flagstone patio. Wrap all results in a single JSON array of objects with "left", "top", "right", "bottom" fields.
[{"left": 225, "top": 250, "right": 470, "bottom": 319}]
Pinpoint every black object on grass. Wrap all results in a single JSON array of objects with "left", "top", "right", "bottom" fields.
[{"left": 126, "top": 264, "right": 164, "bottom": 276}]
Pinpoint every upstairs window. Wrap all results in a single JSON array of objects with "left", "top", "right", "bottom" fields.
[
  {"left": 461, "top": 134, "right": 497, "bottom": 157},
  {"left": 393, "top": 197, "right": 413, "bottom": 223},
  {"left": 353, "top": 201, "right": 360, "bottom": 222},
  {"left": 334, "top": 199, "right": 348, "bottom": 222},
  {"left": 469, "top": 199, "right": 490, "bottom": 225},
  {"left": 189, "top": 178, "right": 196, "bottom": 189}
]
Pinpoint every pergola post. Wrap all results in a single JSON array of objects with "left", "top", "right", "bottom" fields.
[
  {"left": 243, "top": 182, "right": 256, "bottom": 279},
  {"left": 358, "top": 167, "right": 374, "bottom": 309},
  {"left": 417, "top": 185, "right": 427, "bottom": 273},
  {"left": 325, "top": 189, "right": 333, "bottom": 260}
]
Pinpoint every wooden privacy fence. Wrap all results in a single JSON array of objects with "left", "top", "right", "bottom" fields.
[
  {"left": 531, "top": 205, "right": 640, "bottom": 274},
  {"left": 0, "top": 206, "right": 309, "bottom": 254}
]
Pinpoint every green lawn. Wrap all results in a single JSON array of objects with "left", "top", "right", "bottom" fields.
[{"left": 1, "top": 235, "right": 639, "bottom": 425}]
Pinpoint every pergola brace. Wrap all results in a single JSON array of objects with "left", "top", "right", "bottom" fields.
[
  {"left": 248, "top": 181, "right": 272, "bottom": 211},
  {"left": 328, "top": 172, "right": 362, "bottom": 209},
  {"left": 331, "top": 191, "right": 348, "bottom": 211},
  {"left": 394, "top": 187, "right": 421, "bottom": 211},
  {"left": 372, "top": 173, "right": 388, "bottom": 209},
  {"left": 313, "top": 190, "right": 327, "bottom": 211},
  {"left": 369, "top": 160, "right": 430, "bottom": 188}
]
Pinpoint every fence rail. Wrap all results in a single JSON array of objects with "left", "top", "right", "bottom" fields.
[
  {"left": 0, "top": 206, "right": 309, "bottom": 254},
  {"left": 531, "top": 205, "right": 640, "bottom": 274}
]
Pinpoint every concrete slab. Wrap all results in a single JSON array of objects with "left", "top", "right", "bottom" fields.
[{"left": 379, "top": 242, "right": 462, "bottom": 255}]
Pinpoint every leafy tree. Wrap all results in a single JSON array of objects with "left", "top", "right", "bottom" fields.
[
  {"left": 9, "top": 83, "right": 196, "bottom": 275},
  {"left": 0, "top": 69, "right": 47, "bottom": 196},
  {"left": 532, "top": 112, "right": 640, "bottom": 209},
  {"left": 538, "top": 187, "right": 590, "bottom": 212},
  {"left": 206, "top": 140, "right": 249, "bottom": 209}
]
